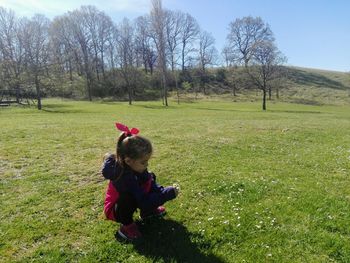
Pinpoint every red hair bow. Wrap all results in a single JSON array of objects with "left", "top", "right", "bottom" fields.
[{"left": 115, "top": 122, "right": 139, "bottom": 136}]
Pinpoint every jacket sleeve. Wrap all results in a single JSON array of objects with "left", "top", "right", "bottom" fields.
[
  {"left": 125, "top": 176, "right": 176, "bottom": 211},
  {"left": 101, "top": 154, "right": 117, "bottom": 180},
  {"left": 149, "top": 172, "right": 164, "bottom": 193}
]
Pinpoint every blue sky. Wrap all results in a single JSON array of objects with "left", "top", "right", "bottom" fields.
[{"left": 0, "top": 0, "right": 349, "bottom": 72}]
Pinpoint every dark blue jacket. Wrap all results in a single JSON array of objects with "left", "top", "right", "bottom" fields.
[{"left": 102, "top": 154, "right": 176, "bottom": 211}]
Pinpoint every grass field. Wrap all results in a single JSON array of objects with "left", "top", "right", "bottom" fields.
[{"left": 1, "top": 99, "right": 350, "bottom": 262}]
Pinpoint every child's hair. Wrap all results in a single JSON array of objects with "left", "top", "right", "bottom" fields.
[{"left": 116, "top": 132, "right": 153, "bottom": 166}]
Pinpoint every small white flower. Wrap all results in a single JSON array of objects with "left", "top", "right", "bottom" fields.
[
  {"left": 237, "top": 223, "right": 241, "bottom": 227},
  {"left": 208, "top": 217, "right": 214, "bottom": 221},
  {"left": 223, "top": 220, "right": 229, "bottom": 224}
]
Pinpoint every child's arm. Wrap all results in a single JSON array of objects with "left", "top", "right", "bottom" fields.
[
  {"left": 126, "top": 177, "right": 177, "bottom": 211},
  {"left": 149, "top": 172, "right": 164, "bottom": 193},
  {"left": 149, "top": 172, "right": 180, "bottom": 196}
]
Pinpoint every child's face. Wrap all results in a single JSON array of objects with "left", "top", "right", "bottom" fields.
[{"left": 126, "top": 153, "right": 152, "bottom": 173}]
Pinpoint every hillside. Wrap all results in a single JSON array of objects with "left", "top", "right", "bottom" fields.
[
  {"left": 282, "top": 67, "right": 350, "bottom": 105},
  {"left": 188, "top": 67, "right": 350, "bottom": 106}
]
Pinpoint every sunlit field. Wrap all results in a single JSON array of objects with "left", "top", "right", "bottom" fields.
[{"left": 1, "top": 99, "right": 350, "bottom": 262}]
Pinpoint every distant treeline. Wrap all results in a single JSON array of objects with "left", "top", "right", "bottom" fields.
[{"left": 0, "top": 0, "right": 286, "bottom": 110}]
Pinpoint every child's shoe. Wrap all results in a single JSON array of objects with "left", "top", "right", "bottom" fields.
[
  {"left": 117, "top": 222, "right": 142, "bottom": 241},
  {"left": 140, "top": 206, "right": 166, "bottom": 220}
]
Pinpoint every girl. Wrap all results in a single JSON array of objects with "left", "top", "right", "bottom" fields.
[{"left": 102, "top": 122, "right": 179, "bottom": 241}]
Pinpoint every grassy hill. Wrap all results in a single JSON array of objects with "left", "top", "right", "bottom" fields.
[
  {"left": 1, "top": 99, "right": 350, "bottom": 262},
  {"left": 281, "top": 67, "right": 350, "bottom": 105},
  {"left": 189, "top": 66, "right": 350, "bottom": 106}
]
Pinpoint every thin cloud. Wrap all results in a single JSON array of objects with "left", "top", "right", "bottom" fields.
[
  {"left": 0, "top": 0, "right": 151, "bottom": 17},
  {"left": 104, "top": 0, "right": 150, "bottom": 12}
]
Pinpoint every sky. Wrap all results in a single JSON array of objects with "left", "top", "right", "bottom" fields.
[{"left": 0, "top": 0, "right": 349, "bottom": 72}]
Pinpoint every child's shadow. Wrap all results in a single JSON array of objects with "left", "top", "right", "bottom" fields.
[{"left": 133, "top": 218, "right": 225, "bottom": 263}]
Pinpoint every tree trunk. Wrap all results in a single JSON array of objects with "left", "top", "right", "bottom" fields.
[
  {"left": 181, "top": 45, "right": 185, "bottom": 72},
  {"left": 262, "top": 89, "right": 266, "bottom": 111},
  {"left": 15, "top": 83, "right": 20, "bottom": 104},
  {"left": 69, "top": 59, "right": 73, "bottom": 82},
  {"left": 174, "top": 71, "right": 180, "bottom": 104},
  {"left": 128, "top": 87, "right": 132, "bottom": 105},
  {"left": 87, "top": 74, "right": 92, "bottom": 101},
  {"left": 94, "top": 47, "right": 100, "bottom": 81},
  {"left": 232, "top": 83, "right": 236, "bottom": 96},
  {"left": 161, "top": 88, "right": 164, "bottom": 105},
  {"left": 202, "top": 81, "right": 206, "bottom": 95},
  {"left": 162, "top": 73, "right": 168, "bottom": 106},
  {"left": 101, "top": 51, "right": 105, "bottom": 80},
  {"left": 35, "top": 74, "right": 42, "bottom": 110}
]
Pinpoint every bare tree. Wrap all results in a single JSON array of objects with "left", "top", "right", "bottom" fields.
[
  {"left": 164, "top": 10, "right": 183, "bottom": 72},
  {"left": 221, "top": 46, "right": 232, "bottom": 68},
  {"left": 164, "top": 10, "right": 184, "bottom": 104},
  {"left": 50, "top": 13, "right": 87, "bottom": 95},
  {"left": 179, "top": 13, "right": 199, "bottom": 72},
  {"left": 246, "top": 41, "right": 286, "bottom": 110},
  {"left": 117, "top": 18, "right": 136, "bottom": 105},
  {"left": 105, "top": 25, "right": 118, "bottom": 71},
  {"left": 198, "top": 30, "right": 217, "bottom": 72},
  {"left": 22, "top": 14, "right": 50, "bottom": 110},
  {"left": 96, "top": 11, "right": 114, "bottom": 79},
  {"left": 135, "top": 15, "right": 157, "bottom": 74},
  {"left": 80, "top": 6, "right": 101, "bottom": 81},
  {"left": 227, "top": 16, "right": 274, "bottom": 66},
  {"left": 197, "top": 30, "right": 218, "bottom": 94},
  {"left": 80, "top": 6, "right": 113, "bottom": 82},
  {"left": 150, "top": 0, "right": 168, "bottom": 106},
  {"left": 67, "top": 8, "right": 95, "bottom": 101},
  {"left": 0, "top": 7, "right": 25, "bottom": 102},
  {"left": 226, "top": 16, "right": 285, "bottom": 110}
]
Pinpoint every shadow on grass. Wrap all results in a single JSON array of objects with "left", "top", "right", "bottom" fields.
[
  {"left": 41, "top": 103, "right": 86, "bottom": 114},
  {"left": 42, "top": 108, "right": 85, "bottom": 114},
  {"left": 133, "top": 218, "right": 224, "bottom": 263},
  {"left": 132, "top": 104, "right": 176, "bottom": 110},
  {"left": 269, "top": 109, "right": 322, "bottom": 114},
  {"left": 194, "top": 107, "right": 242, "bottom": 113}
]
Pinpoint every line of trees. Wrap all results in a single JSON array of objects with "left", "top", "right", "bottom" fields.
[{"left": 0, "top": 1, "right": 286, "bottom": 110}]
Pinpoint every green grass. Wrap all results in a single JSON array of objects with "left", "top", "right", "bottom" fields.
[
  {"left": 283, "top": 67, "right": 350, "bottom": 105},
  {"left": 1, "top": 98, "right": 350, "bottom": 262}
]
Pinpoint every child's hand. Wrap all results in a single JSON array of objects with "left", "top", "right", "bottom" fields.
[{"left": 173, "top": 183, "right": 180, "bottom": 197}]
